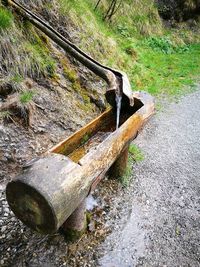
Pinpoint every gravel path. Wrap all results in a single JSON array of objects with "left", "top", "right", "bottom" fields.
[{"left": 98, "top": 89, "right": 200, "bottom": 267}]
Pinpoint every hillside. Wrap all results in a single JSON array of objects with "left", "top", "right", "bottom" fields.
[{"left": 0, "top": 0, "right": 200, "bottom": 266}]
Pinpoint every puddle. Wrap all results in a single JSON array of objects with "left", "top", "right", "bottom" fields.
[{"left": 98, "top": 205, "right": 146, "bottom": 267}]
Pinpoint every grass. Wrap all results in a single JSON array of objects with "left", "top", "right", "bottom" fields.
[
  {"left": 57, "top": 0, "right": 200, "bottom": 99},
  {"left": 11, "top": 74, "right": 24, "bottom": 84},
  {"left": 24, "top": 42, "right": 56, "bottom": 78},
  {"left": 138, "top": 43, "right": 200, "bottom": 96},
  {"left": 119, "top": 157, "right": 132, "bottom": 188},
  {"left": 0, "top": 0, "right": 199, "bottom": 100},
  {"left": 145, "top": 36, "right": 190, "bottom": 54},
  {"left": 129, "top": 144, "right": 145, "bottom": 162},
  {"left": 120, "top": 144, "right": 145, "bottom": 187},
  {"left": 0, "top": 17, "right": 57, "bottom": 80},
  {"left": 0, "top": 7, "right": 13, "bottom": 30},
  {"left": 0, "top": 0, "right": 199, "bottom": 99},
  {"left": 0, "top": 110, "right": 12, "bottom": 120},
  {"left": 20, "top": 91, "right": 35, "bottom": 105}
]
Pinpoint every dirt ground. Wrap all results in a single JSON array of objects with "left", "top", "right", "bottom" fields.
[{"left": 1, "top": 88, "right": 200, "bottom": 266}]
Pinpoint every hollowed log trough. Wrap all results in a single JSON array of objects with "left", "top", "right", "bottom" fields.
[{"left": 6, "top": 92, "right": 154, "bottom": 238}]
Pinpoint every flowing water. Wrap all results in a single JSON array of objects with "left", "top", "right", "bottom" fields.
[
  {"left": 115, "top": 95, "right": 122, "bottom": 129},
  {"left": 86, "top": 195, "right": 98, "bottom": 211}
]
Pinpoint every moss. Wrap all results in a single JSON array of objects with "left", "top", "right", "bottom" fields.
[
  {"left": 81, "top": 133, "right": 90, "bottom": 145},
  {"left": 63, "top": 216, "right": 87, "bottom": 242},
  {"left": 72, "top": 83, "right": 90, "bottom": 102},
  {"left": 76, "top": 100, "right": 91, "bottom": 112},
  {"left": 64, "top": 67, "right": 78, "bottom": 83},
  {"left": 59, "top": 57, "right": 78, "bottom": 83},
  {"left": 64, "top": 227, "right": 86, "bottom": 242}
]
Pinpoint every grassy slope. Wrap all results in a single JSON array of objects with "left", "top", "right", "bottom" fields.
[
  {"left": 0, "top": 4, "right": 57, "bottom": 102},
  {"left": 60, "top": 0, "right": 200, "bottom": 98},
  {"left": 0, "top": 0, "right": 200, "bottom": 100},
  {"left": 0, "top": 2, "right": 95, "bottom": 113}
]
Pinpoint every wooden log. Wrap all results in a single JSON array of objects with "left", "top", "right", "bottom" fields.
[
  {"left": 109, "top": 145, "right": 129, "bottom": 178},
  {"left": 62, "top": 200, "right": 87, "bottom": 241},
  {"left": 6, "top": 154, "right": 81, "bottom": 234},
  {"left": 6, "top": 92, "right": 154, "bottom": 234}
]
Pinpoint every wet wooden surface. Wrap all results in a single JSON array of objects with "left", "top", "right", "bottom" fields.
[{"left": 49, "top": 108, "right": 115, "bottom": 156}]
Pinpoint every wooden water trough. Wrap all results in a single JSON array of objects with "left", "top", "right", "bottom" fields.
[
  {"left": 5, "top": 0, "right": 155, "bottom": 240},
  {"left": 6, "top": 91, "right": 154, "bottom": 239}
]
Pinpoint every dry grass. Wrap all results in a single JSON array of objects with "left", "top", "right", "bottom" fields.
[
  {"left": 0, "top": 21, "right": 56, "bottom": 82},
  {"left": 90, "top": 0, "right": 163, "bottom": 36}
]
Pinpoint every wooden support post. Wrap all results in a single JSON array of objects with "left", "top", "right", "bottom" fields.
[
  {"left": 62, "top": 200, "right": 87, "bottom": 242},
  {"left": 109, "top": 145, "right": 129, "bottom": 178}
]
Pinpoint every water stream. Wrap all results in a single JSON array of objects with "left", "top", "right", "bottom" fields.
[{"left": 115, "top": 95, "right": 122, "bottom": 129}]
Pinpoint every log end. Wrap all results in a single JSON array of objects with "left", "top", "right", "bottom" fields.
[{"left": 6, "top": 180, "right": 57, "bottom": 234}]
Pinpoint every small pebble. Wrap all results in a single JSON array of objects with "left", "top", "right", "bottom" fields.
[
  {"left": 4, "top": 208, "right": 9, "bottom": 213},
  {"left": 1, "top": 226, "right": 7, "bottom": 233}
]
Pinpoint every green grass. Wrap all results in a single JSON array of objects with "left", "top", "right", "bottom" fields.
[
  {"left": 24, "top": 42, "right": 56, "bottom": 77},
  {"left": 11, "top": 74, "right": 24, "bottom": 83},
  {"left": 0, "top": 110, "right": 12, "bottom": 120},
  {"left": 120, "top": 144, "right": 145, "bottom": 187},
  {"left": 145, "top": 36, "right": 190, "bottom": 54},
  {"left": 138, "top": 44, "right": 200, "bottom": 96},
  {"left": 1, "top": 0, "right": 199, "bottom": 101},
  {"left": 58, "top": 0, "right": 200, "bottom": 98},
  {"left": 119, "top": 144, "right": 145, "bottom": 187},
  {"left": 20, "top": 91, "right": 35, "bottom": 105},
  {"left": 129, "top": 144, "right": 145, "bottom": 162},
  {"left": 119, "top": 157, "right": 132, "bottom": 188},
  {"left": 0, "top": 7, "right": 13, "bottom": 30}
]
